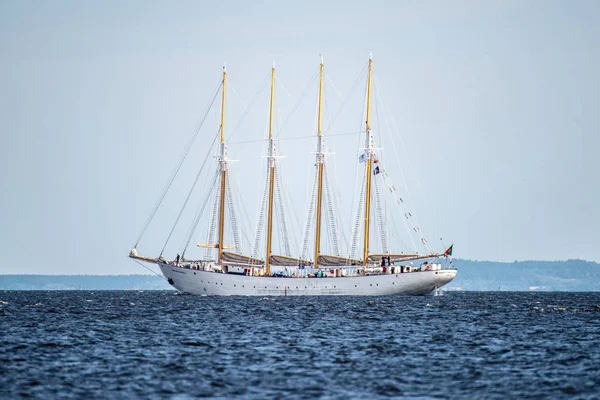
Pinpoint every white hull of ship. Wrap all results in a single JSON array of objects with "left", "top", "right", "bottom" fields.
[{"left": 158, "top": 263, "right": 457, "bottom": 296}]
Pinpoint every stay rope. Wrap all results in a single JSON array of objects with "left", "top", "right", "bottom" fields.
[
  {"left": 179, "top": 168, "right": 220, "bottom": 258},
  {"left": 132, "top": 259, "right": 167, "bottom": 281},
  {"left": 274, "top": 68, "right": 319, "bottom": 139},
  {"left": 159, "top": 130, "right": 219, "bottom": 257},
  {"left": 227, "top": 71, "right": 272, "bottom": 144},
  {"left": 374, "top": 77, "right": 434, "bottom": 255},
  {"left": 133, "top": 80, "right": 222, "bottom": 249}
]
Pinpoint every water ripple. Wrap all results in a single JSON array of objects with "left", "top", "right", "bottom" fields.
[{"left": 0, "top": 291, "right": 599, "bottom": 399}]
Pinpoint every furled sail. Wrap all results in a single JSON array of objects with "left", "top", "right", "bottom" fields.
[
  {"left": 221, "top": 251, "right": 264, "bottom": 266},
  {"left": 318, "top": 254, "right": 362, "bottom": 267},
  {"left": 366, "top": 253, "right": 444, "bottom": 264},
  {"left": 269, "top": 255, "right": 313, "bottom": 267}
]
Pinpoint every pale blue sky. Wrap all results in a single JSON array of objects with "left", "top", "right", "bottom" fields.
[{"left": 1, "top": 0, "right": 598, "bottom": 274}]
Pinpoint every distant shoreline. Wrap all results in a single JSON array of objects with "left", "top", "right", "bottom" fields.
[{"left": 0, "top": 258, "right": 599, "bottom": 291}]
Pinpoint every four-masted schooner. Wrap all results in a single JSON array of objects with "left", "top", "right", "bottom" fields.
[{"left": 129, "top": 55, "right": 457, "bottom": 295}]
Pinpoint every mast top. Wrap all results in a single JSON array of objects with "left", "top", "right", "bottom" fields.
[
  {"left": 369, "top": 52, "right": 373, "bottom": 61},
  {"left": 223, "top": 63, "right": 226, "bottom": 72},
  {"left": 320, "top": 54, "right": 324, "bottom": 65}
]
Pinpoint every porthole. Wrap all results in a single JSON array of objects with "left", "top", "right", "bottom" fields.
[
  {"left": 234, "top": 284, "right": 236, "bottom": 287},
  {"left": 355, "top": 285, "right": 357, "bottom": 287},
  {"left": 370, "top": 284, "right": 372, "bottom": 286}
]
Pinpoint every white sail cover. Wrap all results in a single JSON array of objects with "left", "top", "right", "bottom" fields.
[{"left": 221, "top": 252, "right": 264, "bottom": 266}]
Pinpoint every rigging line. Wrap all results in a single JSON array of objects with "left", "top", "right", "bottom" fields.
[
  {"left": 301, "top": 164, "right": 319, "bottom": 260},
  {"left": 229, "top": 168, "right": 254, "bottom": 251},
  {"left": 322, "top": 62, "right": 368, "bottom": 136},
  {"left": 252, "top": 164, "right": 270, "bottom": 258},
  {"left": 275, "top": 164, "right": 293, "bottom": 256},
  {"left": 348, "top": 73, "right": 369, "bottom": 256},
  {"left": 327, "top": 160, "right": 351, "bottom": 255},
  {"left": 300, "top": 152, "right": 314, "bottom": 259},
  {"left": 374, "top": 83, "right": 393, "bottom": 253},
  {"left": 159, "top": 130, "right": 219, "bottom": 257},
  {"left": 205, "top": 167, "right": 221, "bottom": 260},
  {"left": 180, "top": 170, "right": 219, "bottom": 257},
  {"left": 375, "top": 76, "right": 429, "bottom": 219},
  {"left": 323, "top": 164, "right": 340, "bottom": 255},
  {"left": 274, "top": 68, "right": 319, "bottom": 140},
  {"left": 388, "top": 204, "right": 407, "bottom": 252},
  {"left": 371, "top": 79, "right": 420, "bottom": 254},
  {"left": 274, "top": 196, "right": 282, "bottom": 255},
  {"left": 322, "top": 98, "right": 349, "bottom": 255},
  {"left": 227, "top": 71, "right": 272, "bottom": 144},
  {"left": 350, "top": 163, "right": 367, "bottom": 259},
  {"left": 133, "top": 80, "right": 222, "bottom": 249},
  {"left": 373, "top": 80, "right": 388, "bottom": 254},
  {"left": 228, "top": 84, "right": 249, "bottom": 114},
  {"left": 276, "top": 76, "right": 295, "bottom": 104},
  {"left": 279, "top": 165, "right": 302, "bottom": 256},
  {"left": 375, "top": 79, "right": 429, "bottom": 253},
  {"left": 226, "top": 174, "right": 242, "bottom": 252},
  {"left": 226, "top": 168, "right": 249, "bottom": 251},
  {"left": 325, "top": 74, "right": 345, "bottom": 101},
  {"left": 381, "top": 171, "right": 418, "bottom": 252},
  {"left": 330, "top": 169, "right": 350, "bottom": 254},
  {"left": 228, "top": 130, "right": 361, "bottom": 145},
  {"left": 321, "top": 103, "right": 344, "bottom": 254},
  {"left": 132, "top": 259, "right": 166, "bottom": 281},
  {"left": 373, "top": 174, "right": 388, "bottom": 253},
  {"left": 181, "top": 173, "right": 218, "bottom": 258},
  {"left": 180, "top": 179, "right": 212, "bottom": 254}
]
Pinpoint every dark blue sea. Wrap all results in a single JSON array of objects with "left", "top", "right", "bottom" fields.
[{"left": 1, "top": 291, "right": 598, "bottom": 399}]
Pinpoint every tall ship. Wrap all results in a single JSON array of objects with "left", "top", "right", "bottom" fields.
[{"left": 129, "top": 54, "right": 457, "bottom": 295}]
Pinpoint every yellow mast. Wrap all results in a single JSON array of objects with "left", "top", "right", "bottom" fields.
[
  {"left": 217, "top": 65, "right": 227, "bottom": 265},
  {"left": 265, "top": 64, "right": 276, "bottom": 276},
  {"left": 314, "top": 55, "right": 325, "bottom": 269},
  {"left": 363, "top": 54, "right": 373, "bottom": 267}
]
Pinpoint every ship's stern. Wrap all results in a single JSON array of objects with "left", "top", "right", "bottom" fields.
[{"left": 435, "top": 269, "right": 457, "bottom": 289}]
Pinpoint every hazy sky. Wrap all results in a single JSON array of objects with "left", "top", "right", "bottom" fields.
[{"left": 1, "top": 0, "right": 598, "bottom": 275}]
